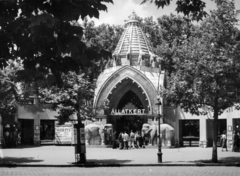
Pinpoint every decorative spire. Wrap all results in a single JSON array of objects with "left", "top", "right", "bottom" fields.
[{"left": 112, "top": 12, "right": 160, "bottom": 68}]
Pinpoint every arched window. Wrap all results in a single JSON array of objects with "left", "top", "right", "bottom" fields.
[{"left": 117, "top": 90, "right": 143, "bottom": 109}]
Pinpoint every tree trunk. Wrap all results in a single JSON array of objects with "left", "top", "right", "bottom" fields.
[
  {"left": 0, "top": 114, "right": 2, "bottom": 148},
  {"left": 77, "top": 112, "right": 82, "bottom": 125},
  {"left": 212, "top": 98, "right": 219, "bottom": 163},
  {"left": 76, "top": 111, "right": 86, "bottom": 163}
]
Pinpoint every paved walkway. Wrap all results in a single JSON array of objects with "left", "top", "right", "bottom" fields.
[
  {"left": 1, "top": 167, "right": 240, "bottom": 176},
  {"left": 1, "top": 145, "right": 240, "bottom": 166}
]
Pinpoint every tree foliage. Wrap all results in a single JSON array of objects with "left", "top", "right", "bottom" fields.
[
  {"left": 141, "top": 0, "right": 208, "bottom": 21},
  {"left": 0, "top": 0, "right": 113, "bottom": 87},
  {"left": 81, "top": 18, "right": 124, "bottom": 79},
  {"left": 0, "top": 0, "right": 114, "bottom": 123},
  {"left": 39, "top": 71, "right": 109, "bottom": 124},
  {"left": 0, "top": 60, "right": 22, "bottom": 117}
]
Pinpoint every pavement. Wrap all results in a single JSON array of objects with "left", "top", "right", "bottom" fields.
[
  {"left": 1, "top": 166, "right": 240, "bottom": 176},
  {"left": 1, "top": 145, "right": 240, "bottom": 167}
]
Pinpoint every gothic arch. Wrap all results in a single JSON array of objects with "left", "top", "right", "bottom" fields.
[{"left": 94, "top": 66, "right": 158, "bottom": 115}]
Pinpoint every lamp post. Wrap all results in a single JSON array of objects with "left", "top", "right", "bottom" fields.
[{"left": 155, "top": 95, "right": 162, "bottom": 163}]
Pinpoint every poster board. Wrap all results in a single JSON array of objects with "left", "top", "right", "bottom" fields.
[{"left": 55, "top": 123, "right": 74, "bottom": 144}]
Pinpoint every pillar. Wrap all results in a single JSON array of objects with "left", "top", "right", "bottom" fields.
[
  {"left": 33, "top": 114, "right": 41, "bottom": 145},
  {"left": 226, "top": 116, "right": 233, "bottom": 151},
  {"left": 199, "top": 118, "right": 207, "bottom": 148}
]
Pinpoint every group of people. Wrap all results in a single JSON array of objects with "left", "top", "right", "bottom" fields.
[
  {"left": 117, "top": 130, "right": 144, "bottom": 150},
  {"left": 220, "top": 130, "right": 240, "bottom": 152},
  {"left": 232, "top": 131, "right": 240, "bottom": 152}
]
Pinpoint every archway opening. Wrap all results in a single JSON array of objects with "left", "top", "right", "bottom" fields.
[{"left": 108, "top": 90, "right": 148, "bottom": 140}]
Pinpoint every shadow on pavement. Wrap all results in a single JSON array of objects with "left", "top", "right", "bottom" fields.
[
  {"left": 73, "top": 159, "right": 132, "bottom": 165},
  {"left": 193, "top": 157, "right": 240, "bottom": 163},
  {"left": 220, "top": 156, "right": 240, "bottom": 163},
  {"left": 0, "top": 157, "right": 43, "bottom": 165},
  {"left": 2, "top": 145, "right": 44, "bottom": 149}
]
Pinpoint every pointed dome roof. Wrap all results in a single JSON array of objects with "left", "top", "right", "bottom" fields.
[{"left": 112, "top": 11, "right": 154, "bottom": 57}]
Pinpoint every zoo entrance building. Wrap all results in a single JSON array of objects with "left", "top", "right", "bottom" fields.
[
  {"left": 2, "top": 12, "right": 240, "bottom": 149},
  {"left": 90, "top": 12, "right": 240, "bottom": 148}
]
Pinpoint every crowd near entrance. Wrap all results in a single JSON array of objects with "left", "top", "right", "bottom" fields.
[{"left": 115, "top": 116, "right": 145, "bottom": 136}]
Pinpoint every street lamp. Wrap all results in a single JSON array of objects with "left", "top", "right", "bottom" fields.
[{"left": 155, "top": 95, "right": 162, "bottom": 163}]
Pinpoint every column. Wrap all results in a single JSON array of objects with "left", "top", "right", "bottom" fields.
[
  {"left": 33, "top": 115, "right": 41, "bottom": 146},
  {"left": 227, "top": 116, "right": 233, "bottom": 151},
  {"left": 199, "top": 117, "right": 207, "bottom": 148}
]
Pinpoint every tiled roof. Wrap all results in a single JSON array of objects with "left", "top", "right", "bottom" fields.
[{"left": 112, "top": 11, "right": 154, "bottom": 57}]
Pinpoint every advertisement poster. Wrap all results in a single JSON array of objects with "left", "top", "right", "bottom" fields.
[
  {"left": 55, "top": 124, "right": 74, "bottom": 144},
  {"left": 80, "top": 128, "right": 85, "bottom": 144},
  {"left": 34, "top": 129, "right": 40, "bottom": 145}
]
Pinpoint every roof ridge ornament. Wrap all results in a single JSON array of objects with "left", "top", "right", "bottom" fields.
[
  {"left": 129, "top": 11, "right": 137, "bottom": 20},
  {"left": 125, "top": 11, "right": 139, "bottom": 25}
]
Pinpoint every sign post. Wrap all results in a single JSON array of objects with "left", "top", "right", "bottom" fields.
[
  {"left": 155, "top": 95, "right": 162, "bottom": 163},
  {"left": 74, "top": 123, "right": 86, "bottom": 164}
]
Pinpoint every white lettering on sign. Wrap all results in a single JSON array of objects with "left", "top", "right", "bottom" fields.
[{"left": 111, "top": 109, "right": 146, "bottom": 115}]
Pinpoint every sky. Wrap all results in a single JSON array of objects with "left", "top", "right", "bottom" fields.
[{"left": 89, "top": 0, "right": 240, "bottom": 28}]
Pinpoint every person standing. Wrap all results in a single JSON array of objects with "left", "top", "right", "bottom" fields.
[
  {"left": 233, "top": 131, "right": 239, "bottom": 152},
  {"left": 123, "top": 131, "right": 129, "bottom": 150},
  {"left": 237, "top": 131, "right": 240, "bottom": 152},
  {"left": 221, "top": 130, "right": 228, "bottom": 151},
  {"left": 129, "top": 130, "right": 135, "bottom": 149}
]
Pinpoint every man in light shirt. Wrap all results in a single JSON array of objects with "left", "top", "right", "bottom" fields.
[{"left": 123, "top": 131, "right": 129, "bottom": 150}]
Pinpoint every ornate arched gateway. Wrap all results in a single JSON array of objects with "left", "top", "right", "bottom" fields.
[
  {"left": 93, "top": 65, "right": 164, "bottom": 135},
  {"left": 89, "top": 12, "right": 165, "bottom": 145}
]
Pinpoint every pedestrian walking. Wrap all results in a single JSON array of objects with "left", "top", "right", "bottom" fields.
[
  {"left": 135, "top": 131, "right": 141, "bottom": 148},
  {"left": 123, "top": 131, "right": 129, "bottom": 150},
  {"left": 221, "top": 130, "right": 228, "bottom": 151},
  {"left": 118, "top": 132, "right": 123, "bottom": 150},
  {"left": 129, "top": 130, "right": 135, "bottom": 149}
]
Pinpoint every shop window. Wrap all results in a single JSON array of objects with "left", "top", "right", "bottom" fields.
[
  {"left": 40, "top": 120, "right": 55, "bottom": 141},
  {"left": 180, "top": 120, "right": 200, "bottom": 147},
  {"left": 117, "top": 90, "right": 144, "bottom": 110},
  {"left": 233, "top": 118, "right": 240, "bottom": 132}
]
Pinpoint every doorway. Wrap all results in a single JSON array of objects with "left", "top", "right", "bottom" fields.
[
  {"left": 40, "top": 120, "right": 55, "bottom": 144},
  {"left": 19, "top": 119, "right": 34, "bottom": 145},
  {"left": 179, "top": 120, "right": 200, "bottom": 147},
  {"left": 233, "top": 118, "right": 240, "bottom": 132}
]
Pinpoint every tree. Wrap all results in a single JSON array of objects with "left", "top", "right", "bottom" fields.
[
  {"left": 162, "top": 0, "right": 240, "bottom": 162},
  {"left": 38, "top": 72, "right": 93, "bottom": 123},
  {"left": 0, "top": 0, "right": 114, "bottom": 121},
  {"left": 141, "top": 0, "right": 208, "bottom": 21},
  {"left": 0, "top": 1, "right": 113, "bottom": 162}
]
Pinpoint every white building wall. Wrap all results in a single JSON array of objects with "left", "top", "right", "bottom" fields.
[{"left": 165, "top": 105, "right": 240, "bottom": 147}]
